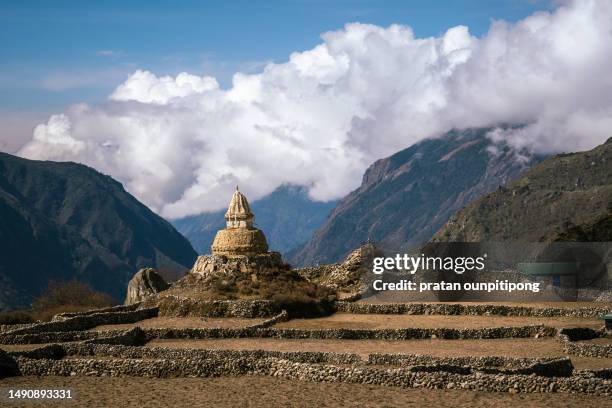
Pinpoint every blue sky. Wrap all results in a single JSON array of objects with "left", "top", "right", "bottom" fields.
[{"left": 1, "top": 1, "right": 552, "bottom": 114}]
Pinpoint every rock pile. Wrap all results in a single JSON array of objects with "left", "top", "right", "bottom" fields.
[{"left": 296, "top": 243, "right": 380, "bottom": 297}]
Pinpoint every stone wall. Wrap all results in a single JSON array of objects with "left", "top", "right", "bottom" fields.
[
  {"left": 4, "top": 342, "right": 577, "bottom": 377},
  {"left": 59, "top": 343, "right": 362, "bottom": 365},
  {"left": 563, "top": 341, "right": 612, "bottom": 358},
  {"left": 558, "top": 328, "right": 612, "bottom": 358},
  {"left": 558, "top": 327, "right": 603, "bottom": 341},
  {"left": 9, "top": 344, "right": 66, "bottom": 360},
  {"left": 369, "top": 353, "right": 559, "bottom": 369},
  {"left": 246, "top": 310, "right": 289, "bottom": 329},
  {"left": 0, "top": 330, "right": 108, "bottom": 345},
  {"left": 9, "top": 340, "right": 575, "bottom": 379},
  {"left": 2, "top": 304, "right": 610, "bottom": 396},
  {"left": 141, "top": 325, "right": 555, "bottom": 341},
  {"left": 52, "top": 303, "right": 142, "bottom": 321},
  {"left": 369, "top": 354, "right": 573, "bottom": 377},
  {"left": 14, "top": 354, "right": 611, "bottom": 395},
  {"left": 0, "top": 324, "right": 556, "bottom": 345},
  {"left": 336, "top": 302, "right": 609, "bottom": 318},
  {"left": 1, "top": 308, "right": 158, "bottom": 336},
  {"left": 1, "top": 299, "right": 610, "bottom": 395},
  {"left": 0, "top": 322, "right": 37, "bottom": 333}
]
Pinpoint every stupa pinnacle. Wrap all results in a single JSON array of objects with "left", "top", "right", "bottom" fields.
[
  {"left": 211, "top": 186, "right": 269, "bottom": 256},
  {"left": 224, "top": 186, "right": 254, "bottom": 228}
]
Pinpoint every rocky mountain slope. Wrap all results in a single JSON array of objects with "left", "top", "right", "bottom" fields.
[
  {"left": 290, "top": 128, "right": 540, "bottom": 266},
  {"left": 0, "top": 152, "right": 197, "bottom": 310},
  {"left": 172, "top": 185, "right": 337, "bottom": 257},
  {"left": 432, "top": 138, "right": 612, "bottom": 242}
]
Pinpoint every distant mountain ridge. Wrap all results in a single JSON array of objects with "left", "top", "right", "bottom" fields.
[
  {"left": 0, "top": 152, "right": 197, "bottom": 310},
  {"left": 432, "top": 137, "right": 612, "bottom": 242},
  {"left": 172, "top": 185, "right": 337, "bottom": 257},
  {"left": 290, "top": 128, "right": 542, "bottom": 266}
]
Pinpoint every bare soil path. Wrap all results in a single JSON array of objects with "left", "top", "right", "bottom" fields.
[{"left": 1, "top": 376, "right": 610, "bottom": 408}]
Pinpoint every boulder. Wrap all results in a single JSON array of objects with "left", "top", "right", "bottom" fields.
[
  {"left": 0, "top": 349, "right": 19, "bottom": 378},
  {"left": 124, "top": 268, "right": 169, "bottom": 305}
]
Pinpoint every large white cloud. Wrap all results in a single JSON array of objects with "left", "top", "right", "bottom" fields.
[{"left": 18, "top": 0, "right": 612, "bottom": 218}]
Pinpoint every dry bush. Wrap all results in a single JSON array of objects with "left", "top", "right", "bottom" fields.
[
  {"left": 0, "top": 310, "right": 35, "bottom": 325},
  {"left": 200, "top": 267, "right": 336, "bottom": 316},
  {"left": 31, "top": 280, "right": 114, "bottom": 321}
]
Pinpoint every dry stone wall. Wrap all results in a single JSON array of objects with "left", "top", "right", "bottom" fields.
[
  {"left": 1, "top": 300, "right": 610, "bottom": 395},
  {"left": 2, "top": 308, "right": 158, "bottom": 336},
  {"left": 13, "top": 354, "right": 611, "bottom": 396},
  {"left": 558, "top": 328, "right": 612, "bottom": 358},
  {"left": 142, "top": 324, "right": 555, "bottom": 341},
  {"left": 59, "top": 343, "right": 362, "bottom": 365},
  {"left": 336, "top": 302, "right": 609, "bottom": 317},
  {"left": 0, "top": 324, "right": 556, "bottom": 345},
  {"left": 52, "top": 303, "right": 141, "bottom": 321},
  {"left": 6, "top": 330, "right": 605, "bottom": 391}
]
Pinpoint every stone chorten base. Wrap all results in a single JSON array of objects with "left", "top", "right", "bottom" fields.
[
  {"left": 145, "top": 251, "right": 333, "bottom": 317},
  {"left": 191, "top": 252, "right": 287, "bottom": 282},
  {"left": 211, "top": 228, "right": 268, "bottom": 256}
]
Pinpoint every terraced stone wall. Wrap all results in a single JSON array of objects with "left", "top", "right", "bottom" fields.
[
  {"left": 1, "top": 308, "right": 158, "bottom": 336},
  {"left": 559, "top": 327, "right": 612, "bottom": 358},
  {"left": 13, "top": 353, "right": 611, "bottom": 396},
  {"left": 336, "top": 302, "right": 609, "bottom": 317}
]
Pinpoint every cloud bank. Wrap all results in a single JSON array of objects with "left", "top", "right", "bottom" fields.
[{"left": 18, "top": 0, "right": 612, "bottom": 218}]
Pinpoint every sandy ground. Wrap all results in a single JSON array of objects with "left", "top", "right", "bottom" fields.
[
  {"left": 274, "top": 313, "right": 602, "bottom": 330},
  {"left": 1, "top": 375, "right": 610, "bottom": 408},
  {"left": 579, "top": 337, "right": 612, "bottom": 345},
  {"left": 88, "top": 312, "right": 603, "bottom": 332},
  {"left": 146, "top": 337, "right": 612, "bottom": 370},
  {"left": 90, "top": 317, "right": 265, "bottom": 332}
]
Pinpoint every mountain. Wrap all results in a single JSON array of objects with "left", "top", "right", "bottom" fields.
[
  {"left": 172, "top": 185, "right": 337, "bottom": 257},
  {"left": 432, "top": 137, "right": 612, "bottom": 242},
  {"left": 290, "top": 128, "right": 541, "bottom": 266},
  {"left": 0, "top": 152, "right": 197, "bottom": 310}
]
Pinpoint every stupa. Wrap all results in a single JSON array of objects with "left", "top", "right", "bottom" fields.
[
  {"left": 143, "top": 186, "right": 334, "bottom": 316},
  {"left": 210, "top": 186, "right": 269, "bottom": 256},
  {"left": 190, "top": 186, "right": 286, "bottom": 278}
]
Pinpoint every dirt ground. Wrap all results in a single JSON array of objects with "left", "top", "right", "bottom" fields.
[
  {"left": 274, "top": 313, "right": 602, "bottom": 330},
  {"left": 579, "top": 337, "right": 612, "bottom": 345},
  {"left": 87, "top": 312, "right": 603, "bottom": 332},
  {"left": 90, "top": 316, "right": 265, "bottom": 332},
  {"left": 146, "top": 337, "right": 612, "bottom": 370},
  {"left": 1, "top": 375, "right": 610, "bottom": 408}
]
